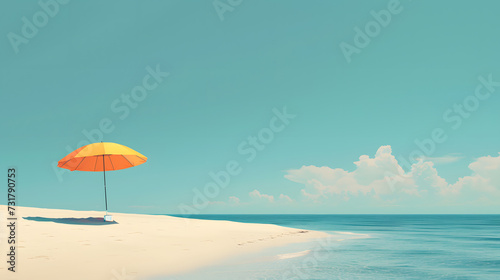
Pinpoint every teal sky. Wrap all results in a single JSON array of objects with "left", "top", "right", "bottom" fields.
[{"left": 2, "top": 0, "right": 500, "bottom": 214}]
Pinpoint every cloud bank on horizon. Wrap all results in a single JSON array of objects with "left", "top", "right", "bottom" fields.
[
  {"left": 208, "top": 146, "right": 500, "bottom": 212},
  {"left": 283, "top": 145, "right": 500, "bottom": 206}
]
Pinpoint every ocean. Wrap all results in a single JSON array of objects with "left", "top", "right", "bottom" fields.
[{"left": 159, "top": 215, "right": 500, "bottom": 280}]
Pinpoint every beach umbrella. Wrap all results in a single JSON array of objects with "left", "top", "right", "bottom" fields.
[{"left": 57, "top": 142, "right": 147, "bottom": 221}]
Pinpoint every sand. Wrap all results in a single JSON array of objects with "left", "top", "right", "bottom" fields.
[{"left": 0, "top": 206, "right": 328, "bottom": 280}]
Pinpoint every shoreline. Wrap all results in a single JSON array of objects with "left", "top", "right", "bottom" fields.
[{"left": 0, "top": 206, "right": 329, "bottom": 280}]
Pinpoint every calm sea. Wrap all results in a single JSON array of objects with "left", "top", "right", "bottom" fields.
[{"left": 158, "top": 215, "right": 500, "bottom": 280}]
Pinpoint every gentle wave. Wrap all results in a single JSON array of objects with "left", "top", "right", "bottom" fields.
[
  {"left": 275, "top": 250, "right": 312, "bottom": 260},
  {"left": 331, "top": 231, "right": 372, "bottom": 240},
  {"left": 273, "top": 232, "right": 370, "bottom": 261}
]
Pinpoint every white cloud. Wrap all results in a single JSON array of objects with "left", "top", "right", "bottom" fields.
[
  {"left": 452, "top": 153, "right": 500, "bottom": 195},
  {"left": 227, "top": 192, "right": 293, "bottom": 205},
  {"left": 229, "top": 196, "right": 240, "bottom": 204},
  {"left": 249, "top": 190, "right": 275, "bottom": 203},
  {"left": 285, "top": 145, "right": 461, "bottom": 202},
  {"left": 279, "top": 194, "right": 294, "bottom": 203}
]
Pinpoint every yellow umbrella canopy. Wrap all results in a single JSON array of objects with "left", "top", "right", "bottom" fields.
[{"left": 58, "top": 142, "right": 147, "bottom": 171}]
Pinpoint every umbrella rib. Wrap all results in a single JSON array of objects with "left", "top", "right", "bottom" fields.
[
  {"left": 59, "top": 159, "right": 71, "bottom": 168},
  {"left": 108, "top": 155, "right": 115, "bottom": 170},
  {"left": 136, "top": 155, "right": 147, "bottom": 162},
  {"left": 94, "top": 156, "right": 99, "bottom": 171},
  {"left": 121, "top": 154, "right": 134, "bottom": 167},
  {"left": 74, "top": 157, "right": 87, "bottom": 171}
]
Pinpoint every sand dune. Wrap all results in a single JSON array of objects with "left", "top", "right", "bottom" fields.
[{"left": 0, "top": 206, "right": 328, "bottom": 280}]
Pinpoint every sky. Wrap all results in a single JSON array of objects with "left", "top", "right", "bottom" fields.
[{"left": 1, "top": 0, "right": 500, "bottom": 214}]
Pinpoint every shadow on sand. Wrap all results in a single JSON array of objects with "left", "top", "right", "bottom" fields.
[{"left": 23, "top": 217, "right": 118, "bottom": 225}]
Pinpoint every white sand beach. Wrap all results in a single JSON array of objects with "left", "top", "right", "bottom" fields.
[{"left": 0, "top": 206, "right": 328, "bottom": 280}]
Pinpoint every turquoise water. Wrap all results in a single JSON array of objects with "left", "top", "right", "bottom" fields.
[{"left": 160, "top": 215, "right": 500, "bottom": 280}]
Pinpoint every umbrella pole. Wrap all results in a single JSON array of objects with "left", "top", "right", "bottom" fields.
[{"left": 103, "top": 155, "right": 108, "bottom": 215}]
